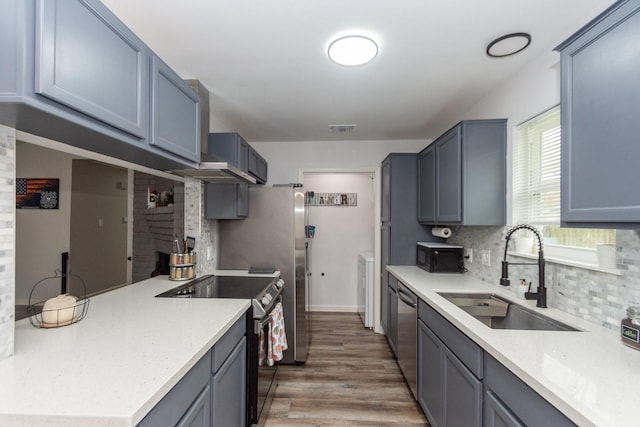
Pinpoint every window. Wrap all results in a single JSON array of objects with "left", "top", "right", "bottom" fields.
[{"left": 512, "top": 106, "right": 615, "bottom": 266}]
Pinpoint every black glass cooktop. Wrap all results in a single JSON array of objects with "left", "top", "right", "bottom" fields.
[{"left": 155, "top": 274, "right": 276, "bottom": 299}]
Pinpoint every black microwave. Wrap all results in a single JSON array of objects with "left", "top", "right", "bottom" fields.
[{"left": 416, "top": 242, "right": 465, "bottom": 273}]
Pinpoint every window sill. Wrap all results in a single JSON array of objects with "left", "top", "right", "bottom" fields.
[{"left": 507, "top": 251, "right": 624, "bottom": 276}]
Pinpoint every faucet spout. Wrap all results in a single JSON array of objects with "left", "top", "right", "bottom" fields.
[{"left": 499, "top": 224, "right": 547, "bottom": 308}]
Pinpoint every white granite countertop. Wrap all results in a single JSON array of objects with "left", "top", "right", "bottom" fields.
[
  {"left": 388, "top": 265, "right": 638, "bottom": 427},
  {"left": 0, "top": 272, "right": 256, "bottom": 427}
]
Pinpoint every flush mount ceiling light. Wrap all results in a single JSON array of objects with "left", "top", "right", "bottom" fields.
[
  {"left": 486, "top": 32, "right": 531, "bottom": 58},
  {"left": 328, "top": 35, "right": 378, "bottom": 66}
]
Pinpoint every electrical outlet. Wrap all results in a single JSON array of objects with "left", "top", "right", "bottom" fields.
[
  {"left": 480, "top": 249, "right": 491, "bottom": 266},
  {"left": 465, "top": 248, "right": 473, "bottom": 263}
]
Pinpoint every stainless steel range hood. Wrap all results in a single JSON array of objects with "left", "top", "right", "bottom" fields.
[
  {"left": 167, "top": 80, "right": 257, "bottom": 184},
  {"left": 169, "top": 161, "right": 257, "bottom": 184}
]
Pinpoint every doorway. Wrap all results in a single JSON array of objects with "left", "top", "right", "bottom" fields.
[{"left": 302, "top": 171, "right": 377, "bottom": 318}]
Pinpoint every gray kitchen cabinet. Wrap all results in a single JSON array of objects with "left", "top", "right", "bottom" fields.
[
  {"left": 205, "top": 133, "right": 252, "bottom": 219},
  {"left": 418, "top": 119, "right": 507, "bottom": 226},
  {"left": 417, "top": 144, "right": 436, "bottom": 223},
  {"left": 556, "top": 0, "right": 640, "bottom": 227},
  {"left": 248, "top": 146, "right": 268, "bottom": 184},
  {"left": 35, "top": 0, "right": 147, "bottom": 138},
  {"left": 207, "top": 132, "right": 249, "bottom": 170},
  {"left": 205, "top": 183, "right": 248, "bottom": 219},
  {"left": 418, "top": 320, "right": 444, "bottom": 426},
  {"left": 380, "top": 154, "right": 433, "bottom": 333},
  {"left": 387, "top": 275, "right": 399, "bottom": 357},
  {"left": 0, "top": 0, "right": 199, "bottom": 171},
  {"left": 138, "top": 350, "right": 212, "bottom": 427},
  {"left": 211, "top": 338, "right": 247, "bottom": 427},
  {"left": 484, "top": 354, "right": 575, "bottom": 426},
  {"left": 418, "top": 300, "right": 483, "bottom": 427},
  {"left": 484, "top": 389, "right": 524, "bottom": 427},
  {"left": 150, "top": 55, "right": 201, "bottom": 162},
  {"left": 177, "top": 385, "right": 211, "bottom": 427},
  {"left": 139, "top": 315, "right": 247, "bottom": 427}
]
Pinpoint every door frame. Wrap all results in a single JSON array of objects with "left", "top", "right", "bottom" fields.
[{"left": 300, "top": 167, "right": 382, "bottom": 334}]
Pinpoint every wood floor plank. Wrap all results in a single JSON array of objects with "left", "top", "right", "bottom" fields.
[{"left": 264, "top": 312, "right": 430, "bottom": 426}]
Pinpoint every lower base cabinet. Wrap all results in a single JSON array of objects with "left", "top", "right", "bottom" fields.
[
  {"left": 418, "top": 316, "right": 482, "bottom": 427},
  {"left": 178, "top": 385, "right": 211, "bottom": 427},
  {"left": 484, "top": 354, "right": 575, "bottom": 427},
  {"left": 138, "top": 315, "right": 247, "bottom": 427}
]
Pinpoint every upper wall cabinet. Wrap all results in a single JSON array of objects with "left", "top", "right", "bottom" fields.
[
  {"left": 418, "top": 119, "right": 507, "bottom": 226},
  {"left": 248, "top": 146, "right": 268, "bottom": 184},
  {"left": 36, "top": 0, "right": 147, "bottom": 138},
  {"left": 150, "top": 56, "right": 200, "bottom": 162},
  {"left": 557, "top": 0, "right": 640, "bottom": 227},
  {"left": 0, "top": 0, "right": 200, "bottom": 171},
  {"left": 207, "top": 132, "right": 249, "bottom": 171}
]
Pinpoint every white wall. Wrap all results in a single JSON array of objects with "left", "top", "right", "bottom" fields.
[
  {"left": 304, "top": 173, "right": 375, "bottom": 312},
  {"left": 251, "top": 139, "right": 427, "bottom": 185},
  {"left": 15, "top": 144, "right": 73, "bottom": 304}
]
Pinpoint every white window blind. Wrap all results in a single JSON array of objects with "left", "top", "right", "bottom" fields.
[{"left": 513, "top": 106, "right": 561, "bottom": 225}]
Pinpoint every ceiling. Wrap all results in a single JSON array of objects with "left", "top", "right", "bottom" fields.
[{"left": 100, "top": 0, "right": 613, "bottom": 143}]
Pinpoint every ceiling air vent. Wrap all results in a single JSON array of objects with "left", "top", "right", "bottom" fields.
[{"left": 328, "top": 124, "right": 357, "bottom": 134}]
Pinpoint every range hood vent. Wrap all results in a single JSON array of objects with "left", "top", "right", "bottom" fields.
[{"left": 169, "top": 161, "right": 257, "bottom": 184}]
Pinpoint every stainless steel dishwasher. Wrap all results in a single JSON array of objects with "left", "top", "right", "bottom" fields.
[{"left": 397, "top": 281, "right": 418, "bottom": 399}]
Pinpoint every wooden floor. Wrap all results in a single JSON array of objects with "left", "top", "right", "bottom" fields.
[{"left": 264, "top": 312, "right": 429, "bottom": 426}]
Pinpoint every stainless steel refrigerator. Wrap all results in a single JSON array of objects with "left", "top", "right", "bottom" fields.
[{"left": 218, "top": 184, "right": 310, "bottom": 364}]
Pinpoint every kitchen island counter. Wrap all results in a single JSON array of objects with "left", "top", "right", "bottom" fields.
[
  {"left": 388, "top": 265, "right": 637, "bottom": 427},
  {"left": 0, "top": 274, "right": 251, "bottom": 427}
]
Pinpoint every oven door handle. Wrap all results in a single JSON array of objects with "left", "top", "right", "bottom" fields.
[{"left": 254, "top": 295, "right": 283, "bottom": 334}]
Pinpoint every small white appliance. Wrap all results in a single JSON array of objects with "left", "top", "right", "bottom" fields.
[{"left": 357, "top": 251, "right": 375, "bottom": 328}]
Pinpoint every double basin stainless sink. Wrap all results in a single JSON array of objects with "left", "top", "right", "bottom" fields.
[{"left": 437, "top": 292, "right": 579, "bottom": 332}]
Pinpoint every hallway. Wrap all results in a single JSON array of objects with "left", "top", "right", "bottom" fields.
[{"left": 265, "top": 312, "right": 429, "bottom": 426}]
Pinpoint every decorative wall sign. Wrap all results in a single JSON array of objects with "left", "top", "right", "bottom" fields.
[
  {"left": 16, "top": 178, "right": 59, "bottom": 209},
  {"left": 309, "top": 192, "right": 357, "bottom": 207}
]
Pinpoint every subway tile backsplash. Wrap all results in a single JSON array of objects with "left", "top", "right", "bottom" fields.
[{"left": 449, "top": 226, "right": 640, "bottom": 331}]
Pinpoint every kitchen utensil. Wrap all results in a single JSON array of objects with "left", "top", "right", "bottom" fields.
[{"left": 186, "top": 236, "right": 196, "bottom": 252}]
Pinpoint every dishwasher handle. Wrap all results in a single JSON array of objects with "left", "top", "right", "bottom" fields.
[{"left": 397, "top": 286, "right": 417, "bottom": 308}]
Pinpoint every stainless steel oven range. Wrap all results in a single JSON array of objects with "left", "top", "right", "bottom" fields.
[{"left": 156, "top": 274, "right": 285, "bottom": 426}]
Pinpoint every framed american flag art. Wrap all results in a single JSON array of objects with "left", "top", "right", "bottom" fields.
[{"left": 16, "top": 178, "right": 59, "bottom": 209}]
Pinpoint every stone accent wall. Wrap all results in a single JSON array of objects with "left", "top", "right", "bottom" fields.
[
  {"left": 0, "top": 126, "right": 15, "bottom": 360},
  {"left": 184, "top": 179, "right": 217, "bottom": 275},
  {"left": 449, "top": 226, "right": 640, "bottom": 330},
  {"left": 132, "top": 173, "right": 184, "bottom": 282}
]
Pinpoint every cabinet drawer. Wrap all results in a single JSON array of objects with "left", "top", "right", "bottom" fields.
[
  {"left": 484, "top": 354, "right": 575, "bottom": 426},
  {"left": 418, "top": 299, "right": 483, "bottom": 378},
  {"left": 211, "top": 314, "right": 246, "bottom": 373}
]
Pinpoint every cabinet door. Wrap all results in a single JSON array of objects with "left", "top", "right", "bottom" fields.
[
  {"left": 211, "top": 338, "right": 246, "bottom": 427},
  {"left": 248, "top": 146, "right": 267, "bottom": 183},
  {"left": 177, "top": 384, "right": 211, "bottom": 427},
  {"left": 484, "top": 389, "right": 525, "bottom": 427},
  {"left": 205, "top": 183, "right": 248, "bottom": 219},
  {"left": 418, "top": 145, "right": 436, "bottom": 223},
  {"left": 559, "top": 2, "right": 640, "bottom": 226},
  {"left": 381, "top": 157, "right": 391, "bottom": 222},
  {"left": 35, "top": 0, "right": 147, "bottom": 138},
  {"left": 150, "top": 55, "right": 200, "bottom": 162},
  {"left": 418, "top": 320, "right": 444, "bottom": 427},
  {"left": 443, "top": 345, "right": 482, "bottom": 427},
  {"left": 435, "top": 126, "right": 462, "bottom": 223}
]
